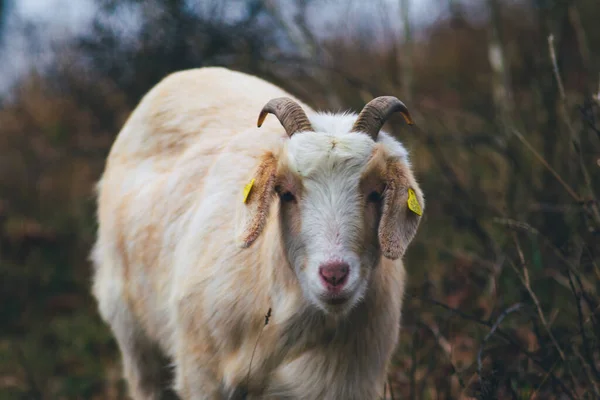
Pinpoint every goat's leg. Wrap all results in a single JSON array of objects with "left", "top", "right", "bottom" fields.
[
  {"left": 171, "top": 312, "right": 223, "bottom": 399},
  {"left": 99, "top": 294, "right": 169, "bottom": 400}
]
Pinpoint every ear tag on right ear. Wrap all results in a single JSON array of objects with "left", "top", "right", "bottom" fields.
[
  {"left": 243, "top": 178, "right": 255, "bottom": 204},
  {"left": 407, "top": 188, "right": 422, "bottom": 216}
]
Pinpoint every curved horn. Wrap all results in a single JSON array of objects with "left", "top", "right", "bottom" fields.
[
  {"left": 351, "top": 96, "right": 414, "bottom": 141},
  {"left": 257, "top": 97, "right": 313, "bottom": 137}
]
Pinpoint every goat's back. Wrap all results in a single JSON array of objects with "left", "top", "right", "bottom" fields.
[{"left": 91, "top": 67, "right": 309, "bottom": 352}]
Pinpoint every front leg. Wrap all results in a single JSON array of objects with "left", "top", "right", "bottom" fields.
[
  {"left": 171, "top": 307, "right": 224, "bottom": 400},
  {"left": 172, "top": 342, "right": 222, "bottom": 399}
]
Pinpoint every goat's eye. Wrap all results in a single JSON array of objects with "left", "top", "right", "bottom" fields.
[
  {"left": 280, "top": 191, "right": 296, "bottom": 203},
  {"left": 367, "top": 191, "right": 382, "bottom": 203}
]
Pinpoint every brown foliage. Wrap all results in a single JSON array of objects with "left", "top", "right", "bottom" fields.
[{"left": 1, "top": 0, "right": 599, "bottom": 398}]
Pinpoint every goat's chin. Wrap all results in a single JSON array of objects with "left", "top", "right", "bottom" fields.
[{"left": 307, "top": 282, "right": 367, "bottom": 317}]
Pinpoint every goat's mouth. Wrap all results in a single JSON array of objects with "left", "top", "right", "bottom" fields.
[
  {"left": 323, "top": 296, "right": 349, "bottom": 306},
  {"left": 319, "top": 291, "right": 351, "bottom": 307}
]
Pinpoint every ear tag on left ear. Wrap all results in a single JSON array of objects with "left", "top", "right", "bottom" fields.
[
  {"left": 407, "top": 188, "right": 422, "bottom": 216},
  {"left": 243, "top": 178, "right": 255, "bottom": 204}
]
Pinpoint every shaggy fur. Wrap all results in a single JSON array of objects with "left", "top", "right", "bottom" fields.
[{"left": 91, "top": 67, "right": 424, "bottom": 400}]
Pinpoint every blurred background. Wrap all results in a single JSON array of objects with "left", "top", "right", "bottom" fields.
[{"left": 0, "top": 0, "right": 599, "bottom": 399}]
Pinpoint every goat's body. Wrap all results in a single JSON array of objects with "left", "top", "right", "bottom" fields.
[{"left": 92, "top": 67, "right": 407, "bottom": 399}]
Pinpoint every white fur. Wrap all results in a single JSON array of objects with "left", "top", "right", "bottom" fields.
[
  {"left": 284, "top": 130, "right": 375, "bottom": 314},
  {"left": 309, "top": 112, "right": 411, "bottom": 165},
  {"left": 91, "top": 67, "right": 421, "bottom": 400}
]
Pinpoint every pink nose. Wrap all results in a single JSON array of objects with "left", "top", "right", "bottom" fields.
[{"left": 319, "top": 261, "right": 349, "bottom": 287}]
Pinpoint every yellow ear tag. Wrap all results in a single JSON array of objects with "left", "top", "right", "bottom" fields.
[
  {"left": 243, "top": 178, "right": 255, "bottom": 203},
  {"left": 407, "top": 188, "right": 422, "bottom": 216}
]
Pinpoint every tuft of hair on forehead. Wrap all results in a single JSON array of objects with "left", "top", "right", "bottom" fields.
[
  {"left": 308, "top": 111, "right": 360, "bottom": 136},
  {"left": 310, "top": 112, "right": 411, "bottom": 164},
  {"left": 285, "top": 130, "right": 374, "bottom": 179},
  {"left": 283, "top": 111, "right": 412, "bottom": 178}
]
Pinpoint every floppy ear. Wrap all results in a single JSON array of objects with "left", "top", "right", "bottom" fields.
[
  {"left": 236, "top": 153, "right": 278, "bottom": 248},
  {"left": 378, "top": 160, "right": 424, "bottom": 260}
]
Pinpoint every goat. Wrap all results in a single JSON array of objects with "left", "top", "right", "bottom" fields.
[{"left": 91, "top": 67, "right": 424, "bottom": 400}]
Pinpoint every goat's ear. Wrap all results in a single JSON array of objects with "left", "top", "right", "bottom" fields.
[
  {"left": 236, "top": 153, "right": 278, "bottom": 248},
  {"left": 379, "top": 160, "right": 424, "bottom": 260}
]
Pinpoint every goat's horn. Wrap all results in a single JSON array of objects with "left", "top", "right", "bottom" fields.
[
  {"left": 257, "top": 97, "right": 313, "bottom": 137},
  {"left": 351, "top": 96, "right": 414, "bottom": 141}
]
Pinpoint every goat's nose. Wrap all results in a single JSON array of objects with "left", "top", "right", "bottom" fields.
[{"left": 319, "top": 262, "right": 350, "bottom": 286}]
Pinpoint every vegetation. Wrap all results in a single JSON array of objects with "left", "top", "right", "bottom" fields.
[{"left": 1, "top": 0, "right": 599, "bottom": 398}]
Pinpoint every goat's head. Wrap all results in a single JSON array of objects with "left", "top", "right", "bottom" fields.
[{"left": 237, "top": 96, "right": 424, "bottom": 315}]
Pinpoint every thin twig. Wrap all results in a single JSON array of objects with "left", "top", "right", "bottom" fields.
[
  {"left": 493, "top": 218, "right": 585, "bottom": 277},
  {"left": 548, "top": 35, "right": 566, "bottom": 100},
  {"left": 477, "top": 303, "right": 522, "bottom": 378},
  {"left": 573, "top": 347, "right": 600, "bottom": 397},
  {"left": 412, "top": 294, "right": 577, "bottom": 399},
  {"left": 496, "top": 218, "right": 600, "bottom": 346},
  {"left": 511, "top": 128, "right": 580, "bottom": 202},
  {"left": 566, "top": 270, "right": 600, "bottom": 382},
  {"left": 548, "top": 34, "right": 600, "bottom": 224},
  {"left": 507, "top": 247, "right": 582, "bottom": 395},
  {"left": 420, "top": 318, "right": 452, "bottom": 356},
  {"left": 511, "top": 234, "right": 567, "bottom": 363},
  {"left": 419, "top": 319, "right": 466, "bottom": 390},
  {"left": 578, "top": 102, "right": 600, "bottom": 139},
  {"left": 246, "top": 308, "right": 272, "bottom": 390},
  {"left": 529, "top": 357, "right": 560, "bottom": 400}
]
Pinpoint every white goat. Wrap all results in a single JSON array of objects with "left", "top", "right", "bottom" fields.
[{"left": 91, "top": 67, "right": 424, "bottom": 400}]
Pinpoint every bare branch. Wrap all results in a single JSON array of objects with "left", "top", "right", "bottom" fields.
[
  {"left": 511, "top": 233, "right": 567, "bottom": 363},
  {"left": 477, "top": 303, "right": 522, "bottom": 380}
]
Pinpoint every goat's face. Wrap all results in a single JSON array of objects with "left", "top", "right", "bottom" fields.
[
  {"left": 237, "top": 98, "right": 424, "bottom": 315},
  {"left": 279, "top": 131, "right": 389, "bottom": 314}
]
